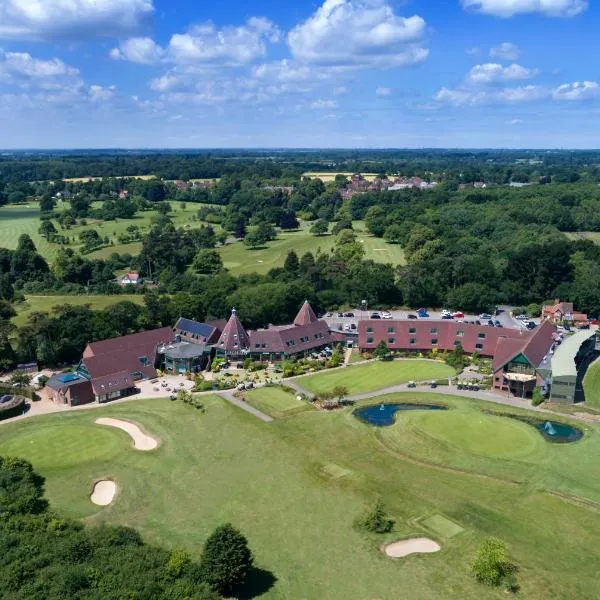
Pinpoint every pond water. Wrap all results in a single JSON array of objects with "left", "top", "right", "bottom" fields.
[
  {"left": 353, "top": 403, "right": 447, "bottom": 427},
  {"left": 533, "top": 419, "right": 584, "bottom": 443}
]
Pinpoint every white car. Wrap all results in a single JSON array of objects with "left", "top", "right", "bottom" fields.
[
  {"left": 441, "top": 309, "right": 452, "bottom": 316},
  {"left": 381, "top": 311, "right": 392, "bottom": 320},
  {"left": 515, "top": 314, "right": 528, "bottom": 321}
]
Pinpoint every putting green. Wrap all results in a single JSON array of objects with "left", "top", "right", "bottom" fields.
[
  {"left": 406, "top": 411, "right": 543, "bottom": 459},
  {"left": 0, "top": 421, "right": 128, "bottom": 470}
]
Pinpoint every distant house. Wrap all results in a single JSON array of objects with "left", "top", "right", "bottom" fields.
[
  {"left": 119, "top": 190, "right": 129, "bottom": 199},
  {"left": 118, "top": 272, "right": 140, "bottom": 286},
  {"left": 542, "top": 300, "right": 588, "bottom": 326},
  {"left": 174, "top": 180, "right": 190, "bottom": 190}
]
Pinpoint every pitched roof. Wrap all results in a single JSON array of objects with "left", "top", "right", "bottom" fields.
[
  {"left": 216, "top": 309, "right": 250, "bottom": 352},
  {"left": 174, "top": 317, "right": 219, "bottom": 343},
  {"left": 91, "top": 371, "right": 135, "bottom": 396},
  {"left": 294, "top": 300, "right": 318, "bottom": 327},
  {"left": 492, "top": 337, "right": 527, "bottom": 372},
  {"left": 84, "top": 327, "right": 173, "bottom": 358},
  {"left": 250, "top": 320, "right": 334, "bottom": 355}
]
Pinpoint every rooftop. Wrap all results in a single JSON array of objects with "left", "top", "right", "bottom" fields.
[{"left": 551, "top": 330, "right": 597, "bottom": 378}]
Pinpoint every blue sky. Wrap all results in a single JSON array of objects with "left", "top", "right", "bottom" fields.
[{"left": 0, "top": 0, "right": 598, "bottom": 148}]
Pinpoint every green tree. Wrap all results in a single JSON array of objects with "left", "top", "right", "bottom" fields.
[
  {"left": 244, "top": 228, "right": 265, "bottom": 249},
  {"left": 0, "top": 457, "right": 47, "bottom": 516},
  {"left": 471, "top": 537, "right": 517, "bottom": 590},
  {"left": 332, "top": 385, "right": 349, "bottom": 403},
  {"left": 200, "top": 523, "right": 254, "bottom": 596},
  {"left": 38, "top": 220, "right": 57, "bottom": 239},
  {"left": 284, "top": 250, "right": 299, "bottom": 273},
  {"left": 358, "top": 499, "right": 394, "bottom": 533},
  {"left": 310, "top": 218, "right": 329, "bottom": 236},
  {"left": 332, "top": 217, "right": 353, "bottom": 235},
  {"left": 193, "top": 249, "right": 223, "bottom": 275},
  {"left": 374, "top": 340, "right": 389, "bottom": 360}
]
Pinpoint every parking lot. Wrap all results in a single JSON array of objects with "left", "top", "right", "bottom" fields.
[{"left": 323, "top": 306, "right": 540, "bottom": 333}]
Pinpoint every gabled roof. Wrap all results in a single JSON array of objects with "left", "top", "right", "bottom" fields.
[
  {"left": 84, "top": 327, "right": 173, "bottom": 358},
  {"left": 91, "top": 371, "right": 134, "bottom": 396},
  {"left": 174, "top": 317, "right": 219, "bottom": 342},
  {"left": 216, "top": 309, "right": 250, "bottom": 352},
  {"left": 294, "top": 300, "right": 318, "bottom": 327},
  {"left": 492, "top": 321, "right": 556, "bottom": 372}
]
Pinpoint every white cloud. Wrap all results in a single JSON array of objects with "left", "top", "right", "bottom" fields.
[
  {"left": 167, "top": 18, "right": 280, "bottom": 65},
  {"left": 288, "top": 0, "right": 429, "bottom": 67},
  {"left": 468, "top": 63, "right": 538, "bottom": 84},
  {"left": 89, "top": 85, "right": 116, "bottom": 101},
  {"left": 0, "top": 50, "right": 79, "bottom": 79},
  {"left": 150, "top": 73, "right": 182, "bottom": 92},
  {"left": 311, "top": 98, "right": 337, "bottom": 109},
  {"left": 490, "top": 42, "right": 520, "bottom": 60},
  {"left": 252, "top": 59, "right": 314, "bottom": 82},
  {"left": 435, "top": 84, "right": 547, "bottom": 105},
  {"left": 334, "top": 86, "right": 348, "bottom": 95},
  {"left": 461, "top": 0, "right": 587, "bottom": 18},
  {"left": 0, "top": 0, "right": 154, "bottom": 40},
  {"left": 110, "top": 37, "right": 164, "bottom": 64},
  {"left": 506, "top": 118, "right": 523, "bottom": 124},
  {"left": 376, "top": 86, "right": 392, "bottom": 96},
  {"left": 552, "top": 80, "right": 599, "bottom": 100}
]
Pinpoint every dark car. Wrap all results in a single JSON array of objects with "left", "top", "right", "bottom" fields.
[
  {"left": 430, "top": 381, "right": 438, "bottom": 389},
  {"left": 526, "top": 321, "right": 537, "bottom": 330},
  {"left": 344, "top": 312, "right": 355, "bottom": 318},
  {"left": 475, "top": 320, "right": 481, "bottom": 325},
  {"left": 487, "top": 320, "right": 494, "bottom": 327},
  {"left": 494, "top": 320, "right": 503, "bottom": 328},
  {"left": 350, "top": 323, "right": 357, "bottom": 330},
  {"left": 442, "top": 314, "right": 453, "bottom": 320},
  {"left": 370, "top": 313, "right": 381, "bottom": 320},
  {"left": 408, "top": 314, "right": 418, "bottom": 319},
  {"left": 337, "top": 312, "right": 344, "bottom": 318}
]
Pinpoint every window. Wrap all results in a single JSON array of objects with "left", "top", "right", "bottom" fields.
[
  {"left": 255, "top": 343, "right": 261, "bottom": 348},
  {"left": 366, "top": 327, "right": 374, "bottom": 333},
  {"left": 289, "top": 340, "right": 296, "bottom": 346},
  {"left": 431, "top": 339, "right": 438, "bottom": 345},
  {"left": 409, "top": 327, "right": 416, "bottom": 334},
  {"left": 138, "top": 356, "right": 149, "bottom": 367},
  {"left": 388, "top": 338, "right": 395, "bottom": 345},
  {"left": 300, "top": 336, "right": 309, "bottom": 343},
  {"left": 367, "top": 337, "right": 374, "bottom": 344},
  {"left": 262, "top": 344, "right": 267, "bottom": 349},
  {"left": 475, "top": 343, "right": 483, "bottom": 350},
  {"left": 454, "top": 340, "right": 461, "bottom": 347},
  {"left": 387, "top": 327, "right": 395, "bottom": 333},
  {"left": 478, "top": 333, "right": 486, "bottom": 339},
  {"left": 456, "top": 330, "right": 464, "bottom": 337},
  {"left": 410, "top": 338, "right": 416, "bottom": 345},
  {"left": 430, "top": 328, "right": 438, "bottom": 334}
]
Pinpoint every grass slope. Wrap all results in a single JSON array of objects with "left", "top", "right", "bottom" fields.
[
  {"left": 0, "top": 395, "right": 599, "bottom": 599},
  {"left": 245, "top": 386, "right": 313, "bottom": 418},
  {"left": 583, "top": 358, "right": 600, "bottom": 407},
  {"left": 300, "top": 360, "right": 455, "bottom": 395},
  {"left": 12, "top": 294, "right": 145, "bottom": 327}
]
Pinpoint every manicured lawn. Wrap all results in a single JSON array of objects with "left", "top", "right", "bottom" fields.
[
  {"left": 0, "top": 394, "right": 599, "bottom": 598},
  {"left": 0, "top": 203, "right": 57, "bottom": 260},
  {"left": 300, "top": 360, "right": 455, "bottom": 395},
  {"left": 245, "top": 386, "right": 313, "bottom": 418},
  {"left": 218, "top": 221, "right": 405, "bottom": 276},
  {"left": 12, "top": 294, "right": 145, "bottom": 327},
  {"left": 583, "top": 359, "right": 600, "bottom": 407}
]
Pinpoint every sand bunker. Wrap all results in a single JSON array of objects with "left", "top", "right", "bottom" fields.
[
  {"left": 384, "top": 537, "right": 441, "bottom": 558},
  {"left": 91, "top": 480, "right": 116, "bottom": 506},
  {"left": 95, "top": 418, "right": 158, "bottom": 451}
]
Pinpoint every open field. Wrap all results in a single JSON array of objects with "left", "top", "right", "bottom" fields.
[
  {"left": 12, "top": 294, "right": 145, "bottom": 327},
  {"left": 219, "top": 221, "right": 405, "bottom": 276},
  {"left": 244, "top": 386, "right": 314, "bottom": 418},
  {"left": 303, "top": 172, "right": 379, "bottom": 182},
  {"left": 300, "top": 360, "right": 455, "bottom": 395},
  {"left": 583, "top": 358, "right": 600, "bottom": 407},
  {"left": 0, "top": 394, "right": 599, "bottom": 598},
  {"left": 0, "top": 201, "right": 219, "bottom": 263},
  {"left": 563, "top": 232, "right": 600, "bottom": 244}
]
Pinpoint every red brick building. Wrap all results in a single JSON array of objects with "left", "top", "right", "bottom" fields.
[{"left": 542, "top": 299, "right": 589, "bottom": 327}]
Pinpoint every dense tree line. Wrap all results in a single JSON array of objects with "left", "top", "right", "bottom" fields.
[{"left": 0, "top": 456, "right": 262, "bottom": 599}]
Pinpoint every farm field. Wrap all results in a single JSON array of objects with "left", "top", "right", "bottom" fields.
[
  {"left": 299, "top": 360, "right": 455, "bottom": 395},
  {"left": 12, "top": 294, "right": 145, "bottom": 327},
  {"left": 219, "top": 221, "right": 405, "bottom": 276},
  {"left": 303, "top": 171, "right": 379, "bottom": 182},
  {"left": 0, "top": 394, "right": 599, "bottom": 599}
]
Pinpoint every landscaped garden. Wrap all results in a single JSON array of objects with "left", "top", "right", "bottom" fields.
[
  {"left": 0, "top": 393, "right": 599, "bottom": 598},
  {"left": 300, "top": 359, "right": 455, "bottom": 395}
]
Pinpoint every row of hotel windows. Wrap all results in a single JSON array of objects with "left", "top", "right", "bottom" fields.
[
  {"left": 366, "top": 337, "right": 484, "bottom": 350},
  {"left": 365, "top": 327, "right": 486, "bottom": 339},
  {"left": 285, "top": 332, "right": 325, "bottom": 348}
]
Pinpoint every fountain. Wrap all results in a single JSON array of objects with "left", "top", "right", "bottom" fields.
[
  {"left": 354, "top": 403, "right": 447, "bottom": 427},
  {"left": 544, "top": 421, "right": 557, "bottom": 436}
]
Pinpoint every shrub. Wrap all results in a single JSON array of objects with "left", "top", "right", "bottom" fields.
[
  {"left": 471, "top": 537, "right": 517, "bottom": 591},
  {"left": 532, "top": 386, "right": 545, "bottom": 406},
  {"left": 200, "top": 523, "right": 254, "bottom": 596},
  {"left": 357, "top": 499, "right": 394, "bottom": 534}
]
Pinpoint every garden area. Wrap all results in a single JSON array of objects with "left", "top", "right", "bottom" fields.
[{"left": 0, "top": 394, "right": 598, "bottom": 598}]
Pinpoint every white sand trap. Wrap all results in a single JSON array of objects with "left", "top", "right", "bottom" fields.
[
  {"left": 384, "top": 537, "right": 441, "bottom": 558},
  {"left": 91, "top": 480, "right": 116, "bottom": 506},
  {"left": 95, "top": 418, "right": 158, "bottom": 451}
]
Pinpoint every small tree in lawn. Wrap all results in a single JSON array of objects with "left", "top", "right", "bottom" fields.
[
  {"left": 200, "top": 523, "right": 254, "bottom": 596},
  {"left": 374, "top": 340, "right": 389, "bottom": 360},
  {"left": 471, "top": 537, "right": 518, "bottom": 592},
  {"left": 332, "top": 385, "right": 349, "bottom": 404},
  {"left": 358, "top": 499, "right": 394, "bottom": 533}
]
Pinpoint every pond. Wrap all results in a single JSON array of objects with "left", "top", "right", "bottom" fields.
[
  {"left": 353, "top": 403, "right": 447, "bottom": 427},
  {"left": 532, "top": 419, "right": 584, "bottom": 443}
]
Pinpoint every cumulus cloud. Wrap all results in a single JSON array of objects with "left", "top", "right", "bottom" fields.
[
  {"left": 490, "top": 42, "right": 520, "bottom": 60},
  {"left": 110, "top": 37, "right": 164, "bottom": 64},
  {"left": 435, "top": 85, "right": 547, "bottom": 105},
  {"left": 468, "top": 63, "right": 538, "bottom": 84},
  {"left": 0, "top": 0, "right": 154, "bottom": 40},
  {"left": 89, "top": 85, "right": 116, "bottom": 101},
  {"left": 252, "top": 59, "right": 315, "bottom": 82},
  {"left": 287, "top": 0, "right": 429, "bottom": 67},
  {"left": 311, "top": 98, "right": 337, "bottom": 109},
  {"left": 552, "top": 80, "right": 599, "bottom": 100},
  {"left": 376, "top": 86, "right": 392, "bottom": 96},
  {"left": 461, "top": 0, "right": 587, "bottom": 18}
]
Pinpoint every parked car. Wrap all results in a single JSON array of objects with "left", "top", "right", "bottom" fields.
[
  {"left": 407, "top": 381, "right": 416, "bottom": 388},
  {"left": 416, "top": 308, "right": 429, "bottom": 318},
  {"left": 408, "top": 314, "right": 418, "bottom": 319},
  {"left": 452, "top": 312, "right": 465, "bottom": 319},
  {"left": 326, "top": 312, "right": 333, "bottom": 317},
  {"left": 344, "top": 324, "right": 352, "bottom": 331},
  {"left": 487, "top": 320, "right": 494, "bottom": 327},
  {"left": 337, "top": 312, "right": 344, "bottom": 318},
  {"left": 344, "top": 312, "right": 355, "bottom": 318},
  {"left": 350, "top": 323, "right": 357, "bottom": 330},
  {"left": 515, "top": 314, "right": 528, "bottom": 321},
  {"left": 494, "top": 320, "right": 503, "bottom": 328},
  {"left": 430, "top": 381, "right": 438, "bottom": 389},
  {"left": 441, "top": 309, "right": 452, "bottom": 317},
  {"left": 381, "top": 311, "right": 392, "bottom": 319},
  {"left": 526, "top": 321, "right": 537, "bottom": 330},
  {"left": 479, "top": 313, "right": 492, "bottom": 321},
  {"left": 442, "top": 314, "right": 453, "bottom": 320},
  {"left": 370, "top": 313, "right": 381, "bottom": 319}
]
